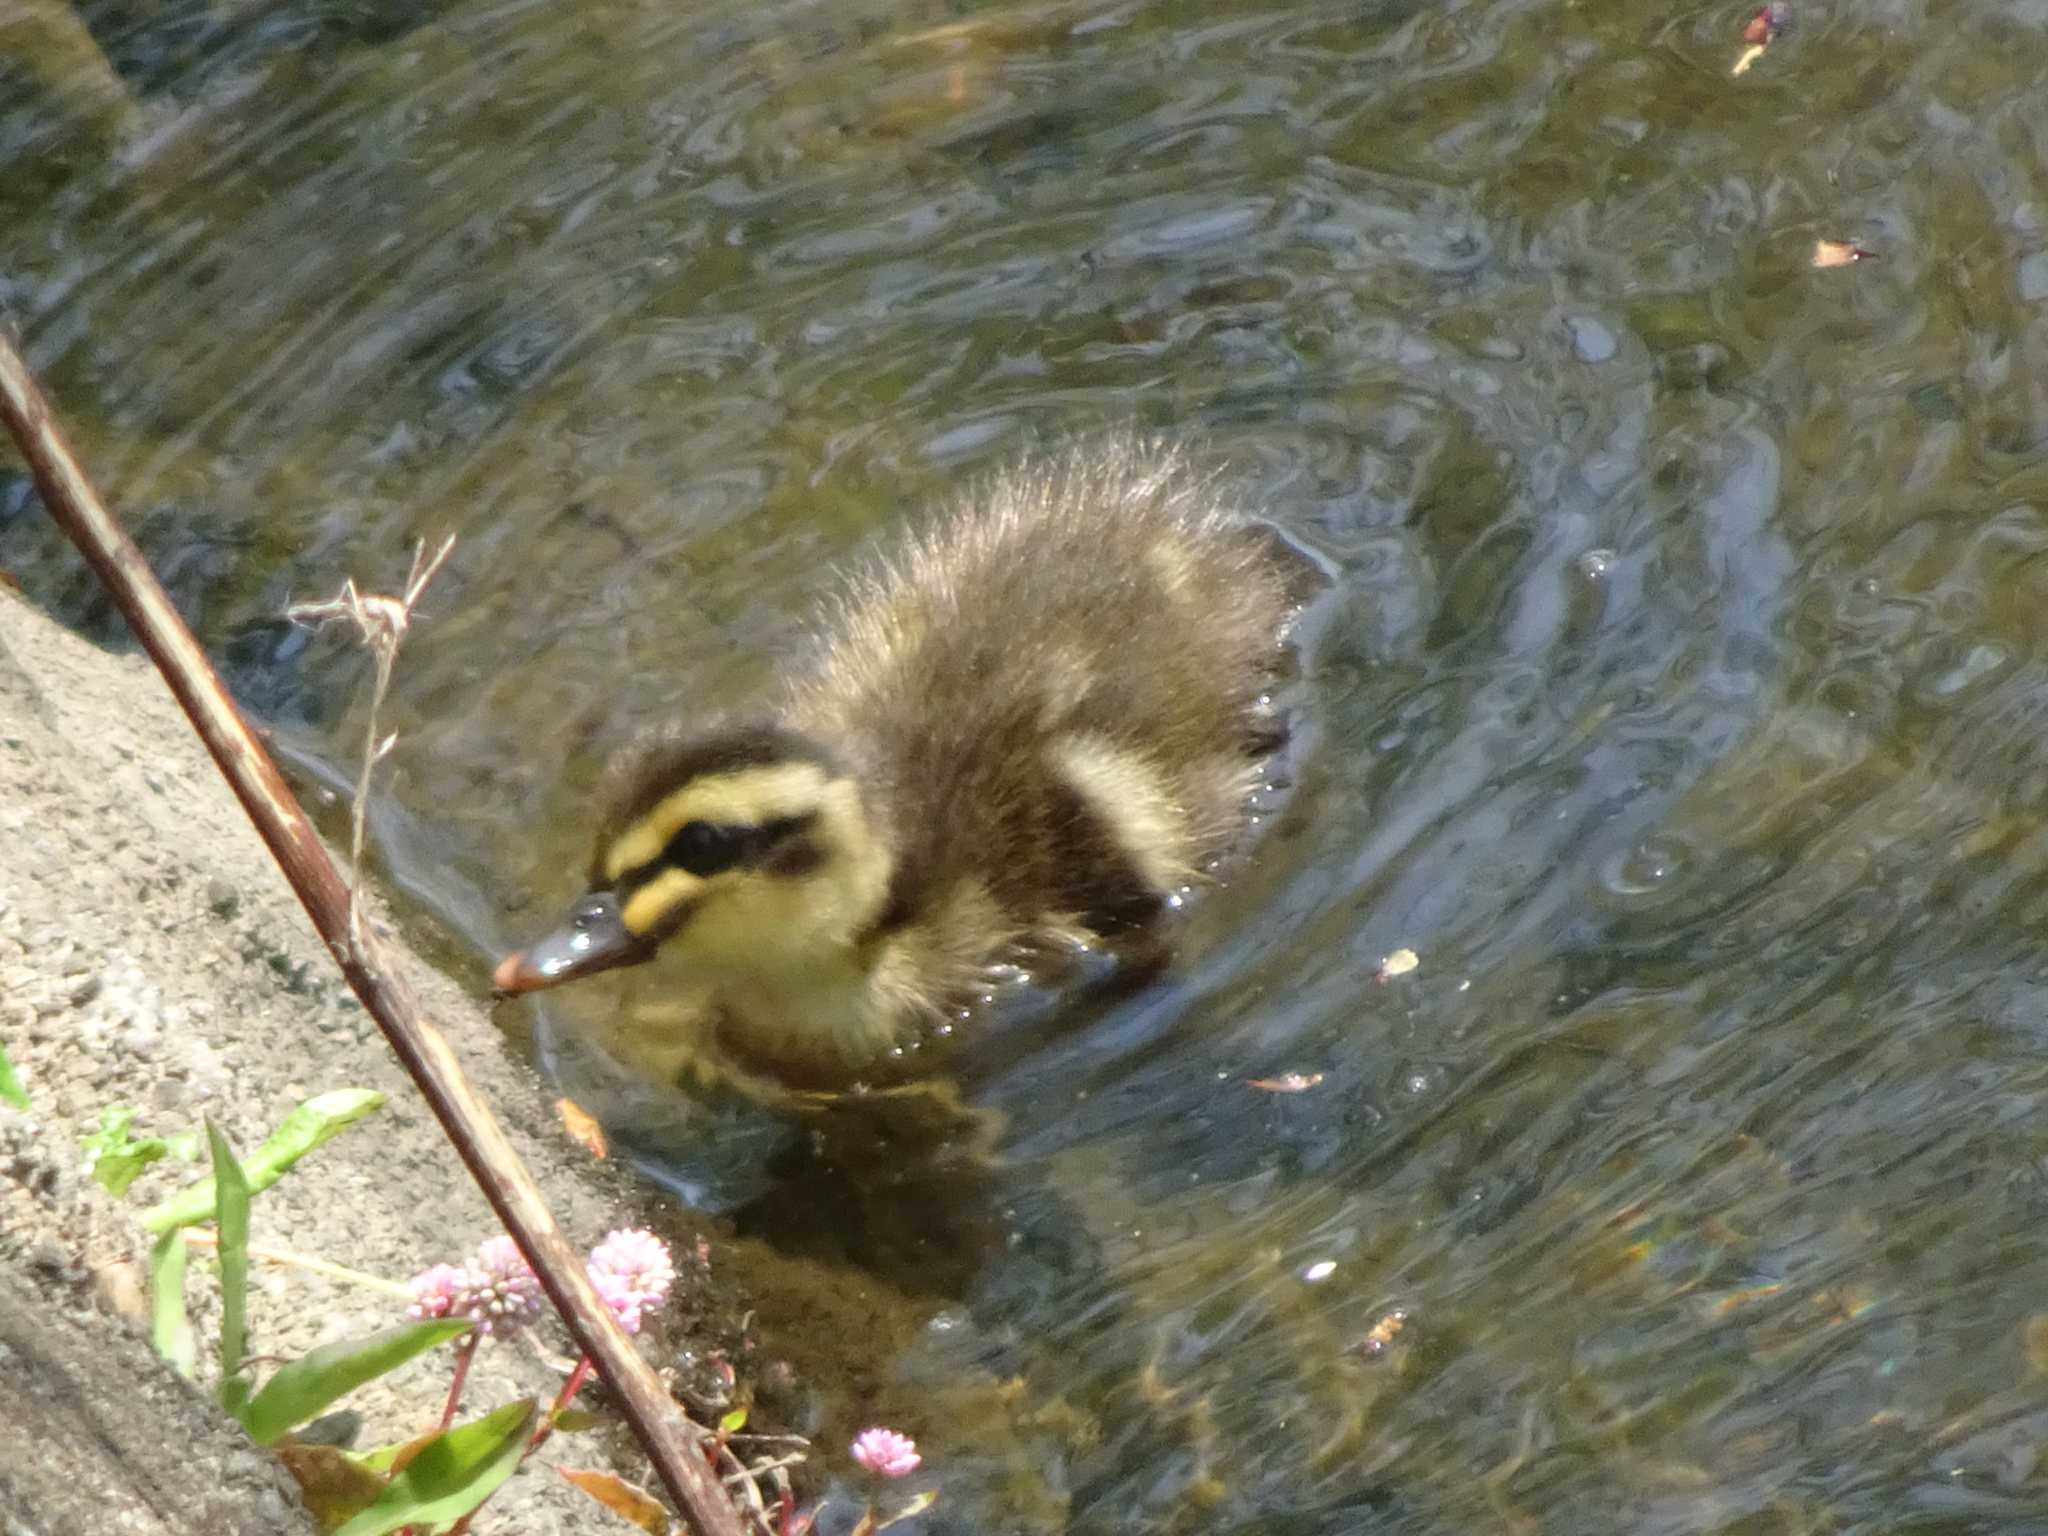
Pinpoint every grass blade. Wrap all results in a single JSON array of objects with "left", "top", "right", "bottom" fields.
[
  {"left": 149, "top": 1227, "right": 196, "bottom": 1377},
  {"left": 206, "top": 1119, "right": 251, "bottom": 1402}
]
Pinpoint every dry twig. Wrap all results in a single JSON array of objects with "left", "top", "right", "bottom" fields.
[
  {"left": 284, "top": 535, "right": 455, "bottom": 952},
  {"left": 0, "top": 330, "right": 742, "bottom": 1536}
]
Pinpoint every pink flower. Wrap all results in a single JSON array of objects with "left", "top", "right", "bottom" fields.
[
  {"left": 587, "top": 1228, "right": 675, "bottom": 1336},
  {"left": 407, "top": 1262, "right": 474, "bottom": 1322},
  {"left": 850, "top": 1426, "right": 920, "bottom": 1478},
  {"left": 404, "top": 1237, "right": 543, "bottom": 1338},
  {"left": 468, "top": 1235, "right": 543, "bottom": 1335}
]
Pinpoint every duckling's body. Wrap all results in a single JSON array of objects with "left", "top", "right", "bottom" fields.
[{"left": 496, "top": 442, "right": 1299, "bottom": 1094}]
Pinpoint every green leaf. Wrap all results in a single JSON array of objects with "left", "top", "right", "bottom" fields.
[
  {"left": 349, "top": 1433, "right": 435, "bottom": 1477},
  {"left": 719, "top": 1406, "right": 749, "bottom": 1435},
  {"left": 0, "top": 1040, "right": 26, "bottom": 1110},
  {"left": 142, "top": 1090, "right": 385, "bottom": 1233},
  {"left": 207, "top": 1119, "right": 251, "bottom": 1390},
  {"left": 331, "top": 1399, "right": 535, "bottom": 1536},
  {"left": 81, "top": 1107, "right": 174, "bottom": 1197},
  {"left": 150, "top": 1228, "right": 196, "bottom": 1377},
  {"left": 240, "top": 1320, "right": 474, "bottom": 1445}
]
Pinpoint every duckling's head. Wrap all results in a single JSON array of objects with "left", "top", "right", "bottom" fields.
[{"left": 493, "top": 724, "right": 894, "bottom": 995}]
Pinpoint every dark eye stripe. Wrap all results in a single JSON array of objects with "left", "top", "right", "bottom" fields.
[
  {"left": 665, "top": 819, "right": 745, "bottom": 877},
  {"left": 617, "top": 813, "right": 817, "bottom": 890}
]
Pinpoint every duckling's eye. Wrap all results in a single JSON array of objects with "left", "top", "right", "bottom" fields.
[{"left": 665, "top": 819, "right": 745, "bottom": 877}]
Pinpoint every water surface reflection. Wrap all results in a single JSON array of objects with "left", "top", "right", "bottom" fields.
[{"left": 10, "top": 0, "right": 2048, "bottom": 1527}]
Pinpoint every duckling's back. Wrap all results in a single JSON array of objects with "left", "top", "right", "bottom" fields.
[{"left": 785, "top": 441, "right": 1296, "bottom": 970}]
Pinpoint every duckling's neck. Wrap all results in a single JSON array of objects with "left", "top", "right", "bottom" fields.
[{"left": 711, "top": 956, "right": 911, "bottom": 1086}]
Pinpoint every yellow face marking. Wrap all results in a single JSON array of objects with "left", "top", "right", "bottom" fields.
[
  {"left": 603, "top": 763, "right": 836, "bottom": 883},
  {"left": 621, "top": 868, "right": 704, "bottom": 938}
]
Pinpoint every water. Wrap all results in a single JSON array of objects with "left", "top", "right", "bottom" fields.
[{"left": 12, "top": 0, "right": 2048, "bottom": 1528}]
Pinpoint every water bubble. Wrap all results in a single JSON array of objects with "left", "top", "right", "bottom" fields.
[
  {"left": 1600, "top": 835, "right": 1691, "bottom": 899},
  {"left": 1567, "top": 314, "right": 1618, "bottom": 362}
]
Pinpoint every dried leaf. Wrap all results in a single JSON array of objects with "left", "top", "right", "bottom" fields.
[
  {"left": 559, "top": 1468, "right": 672, "bottom": 1534},
  {"left": 1743, "top": 3, "right": 1788, "bottom": 43},
  {"left": 1247, "top": 1073, "right": 1325, "bottom": 1094},
  {"left": 1812, "top": 239, "right": 1875, "bottom": 268},
  {"left": 556, "top": 1098, "right": 608, "bottom": 1158},
  {"left": 874, "top": 1491, "right": 939, "bottom": 1530},
  {"left": 277, "top": 1442, "right": 390, "bottom": 1533}
]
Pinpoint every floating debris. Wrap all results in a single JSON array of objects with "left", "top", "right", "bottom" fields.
[
  {"left": 1813, "top": 238, "right": 1877, "bottom": 268},
  {"left": 2026, "top": 1314, "right": 2048, "bottom": 1374},
  {"left": 556, "top": 1097, "right": 608, "bottom": 1159},
  {"left": 1248, "top": 1072, "right": 1325, "bottom": 1094},
  {"left": 1356, "top": 1309, "right": 1409, "bottom": 1360},
  {"left": 1300, "top": 1260, "right": 1338, "bottom": 1283},
  {"left": 1732, "top": 3, "right": 1787, "bottom": 73},
  {"left": 1375, "top": 947, "right": 1420, "bottom": 983}
]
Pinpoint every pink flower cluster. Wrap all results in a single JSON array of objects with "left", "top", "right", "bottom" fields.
[
  {"left": 850, "top": 1426, "right": 921, "bottom": 1478},
  {"left": 406, "top": 1235, "right": 543, "bottom": 1336},
  {"left": 586, "top": 1227, "right": 676, "bottom": 1336},
  {"left": 407, "top": 1227, "right": 680, "bottom": 1340}
]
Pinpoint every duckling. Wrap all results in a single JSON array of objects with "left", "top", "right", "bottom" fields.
[{"left": 493, "top": 441, "right": 1302, "bottom": 1095}]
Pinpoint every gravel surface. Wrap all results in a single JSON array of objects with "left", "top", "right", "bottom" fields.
[{"left": 0, "top": 586, "right": 739, "bottom": 1534}]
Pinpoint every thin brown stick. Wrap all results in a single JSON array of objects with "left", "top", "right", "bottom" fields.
[{"left": 0, "top": 332, "right": 742, "bottom": 1536}]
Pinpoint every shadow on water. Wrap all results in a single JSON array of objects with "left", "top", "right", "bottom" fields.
[{"left": 14, "top": 0, "right": 2048, "bottom": 1527}]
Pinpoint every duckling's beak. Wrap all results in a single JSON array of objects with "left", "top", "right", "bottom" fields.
[{"left": 493, "top": 890, "right": 654, "bottom": 994}]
